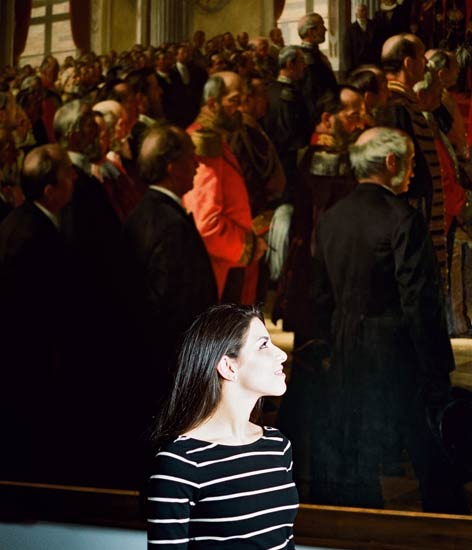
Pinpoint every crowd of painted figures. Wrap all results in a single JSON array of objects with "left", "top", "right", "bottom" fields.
[{"left": 0, "top": 5, "right": 472, "bottom": 514}]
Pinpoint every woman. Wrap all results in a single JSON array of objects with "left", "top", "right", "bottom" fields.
[{"left": 147, "top": 304, "right": 298, "bottom": 549}]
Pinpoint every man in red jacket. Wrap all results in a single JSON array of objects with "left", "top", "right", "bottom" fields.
[{"left": 183, "top": 72, "right": 266, "bottom": 302}]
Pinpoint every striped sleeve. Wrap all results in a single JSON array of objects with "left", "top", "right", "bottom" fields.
[{"left": 147, "top": 445, "right": 200, "bottom": 549}]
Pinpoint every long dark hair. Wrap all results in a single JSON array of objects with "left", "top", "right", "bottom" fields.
[{"left": 150, "top": 304, "right": 264, "bottom": 449}]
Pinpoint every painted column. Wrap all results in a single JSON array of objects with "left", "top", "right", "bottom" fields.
[{"left": 150, "top": 0, "right": 192, "bottom": 46}]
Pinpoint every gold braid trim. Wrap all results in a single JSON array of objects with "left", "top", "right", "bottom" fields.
[
  {"left": 190, "top": 128, "right": 223, "bottom": 157},
  {"left": 239, "top": 231, "right": 255, "bottom": 265},
  {"left": 252, "top": 210, "right": 275, "bottom": 236}
]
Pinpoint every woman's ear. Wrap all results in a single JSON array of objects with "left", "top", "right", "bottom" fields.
[{"left": 216, "top": 355, "right": 238, "bottom": 382}]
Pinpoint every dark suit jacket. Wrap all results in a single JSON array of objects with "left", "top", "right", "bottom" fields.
[
  {"left": 300, "top": 43, "right": 338, "bottom": 130},
  {"left": 122, "top": 188, "right": 218, "bottom": 412},
  {"left": 263, "top": 79, "right": 311, "bottom": 201},
  {"left": 0, "top": 201, "right": 73, "bottom": 476},
  {"left": 313, "top": 183, "right": 453, "bottom": 393},
  {"left": 310, "top": 183, "right": 456, "bottom": 510},
  {"left": 343, "top": 19, "right": 376, "bottom": 71},
  {"left": 0, "top": 201, "right": 70, "bottom": 368},
  {"left": 373, "top": 1, "right": 413, "bottom": 58},
  {"left": 60, "top": 165, "right": 126, "bottom": 417},
  {"left": 166, "top": 63, "right": 207, "bottom": 128},
  {"left": 0, "top": 196, "right": 12, "bottom": 223},
  {"left": 61, "top": 165, "right": 122, "bottom": 303}
]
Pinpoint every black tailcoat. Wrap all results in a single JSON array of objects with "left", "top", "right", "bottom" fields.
[
  {"left": 0, "top": 202, "right": 73, "bottom": 478},
  {"left": 343, "top": 20, "right": 376, "bottom": 71},
  {"left": 299, "top": 43, "right": 338, "bottom": 130},
  {"left": 122, "top": 189, "right": 218, "bottom": 417},
  {"left": 310, "top": 184, "right": 466, "bottom": 513}
]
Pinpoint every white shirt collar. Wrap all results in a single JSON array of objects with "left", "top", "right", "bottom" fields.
[
  {"left": 157, "top": 70, "right": 171, "bottom": 83},
  {"left": 68, "top": 151, "right": 92, "bottom": 176},
  {"left": 149, "top": 185, "right": 183, "bottom": 207},
  {"left": 33, "top": 201, "right": 60, "bottom": 229}
]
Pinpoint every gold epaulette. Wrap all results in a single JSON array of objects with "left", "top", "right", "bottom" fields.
[{"left": 191, "top": 129, "right": 223, "bottom": 157}]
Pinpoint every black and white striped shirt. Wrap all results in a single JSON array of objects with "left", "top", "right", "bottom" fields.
[{"left": 147, "top": 426, "right": 298, "bottom": 549}]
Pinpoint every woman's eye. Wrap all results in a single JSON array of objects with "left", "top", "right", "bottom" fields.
[{"left": 259, "top": 340, "right": 269, "bottom": 349}]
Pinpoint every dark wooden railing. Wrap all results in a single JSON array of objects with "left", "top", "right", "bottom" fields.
[{"left": 2, "top": 480, "right": 472, "bottom": 549}]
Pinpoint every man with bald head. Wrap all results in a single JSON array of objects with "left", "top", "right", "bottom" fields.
[
  {"left": 0, "top": 144, "right": 76, "bottom": 478},
  {"left": 382, "top": 33, "right": 448, "bottom": 290},
  {"left": 184, "top": 71, "right": 266, "bottom": 303},
  {"left": 310, "top": 127, "right": 467, "bottom": 513}
]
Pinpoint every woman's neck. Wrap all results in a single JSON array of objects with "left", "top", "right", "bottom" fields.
[{"left": 184, "top": 390, "right": 262, "bottom": 445}]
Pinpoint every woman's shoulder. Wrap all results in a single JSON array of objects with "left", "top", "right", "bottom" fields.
[
  {"left": 259, "top": 426, "right": 292, "bottom": 448},
  {"left": 157, "top": 434, "right": 215, "bottom": 457},
  {"left": 149, "top": 435, "right": 212, "bottom": 478}
]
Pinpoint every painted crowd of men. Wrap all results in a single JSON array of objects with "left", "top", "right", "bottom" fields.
[{"left": 0, "top": 9, "right": 471, "bottom": 514}]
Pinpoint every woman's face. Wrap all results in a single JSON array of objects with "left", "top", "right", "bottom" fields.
[{"left": 235, "top": 317, "right": 288, "bottom": 398}]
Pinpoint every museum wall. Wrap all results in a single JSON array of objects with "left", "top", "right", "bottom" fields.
[
  {"left": 93, "top": 0, "right": 275, "bottom": 55},
  {"left": 192, "top": 0, "right": 275, "bottom": 40}
]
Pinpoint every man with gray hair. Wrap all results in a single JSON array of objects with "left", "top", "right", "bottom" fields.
[
  {"left": 309, "top": 126, "right": 467, "bottom": 513},
  {"left": 298, "top": 12, "right": 338, "bottom": 129}
]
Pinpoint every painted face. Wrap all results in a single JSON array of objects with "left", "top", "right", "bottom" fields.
[
  {"left": 177, "top": 46, "right": 191, "bottom": 64},
  {"left": 255, "top": 40, "right": 269, "bottom": 58},
  {"left": 410, "top": 40, "right": 426, "bottom": 85},
  {"left": 356, "top": 5, "right": 368, "bottom": 21},
  {"left": 252, "top": 85, "right": 269, "bottom": 120},
  {"left": 392, "top": 144, "right": 415, "bottom": 193},
  {"left": 94, "top": 115, "right": 110, "bottom": 160},
  {"left": 338, "top": 88, "right": 365, "bottom": 134},
  {"left": 311, "top": 16, "right": 327, "bottom": 44},
  {"left": 79, "top": 110, "right": 102, "bottom": 163},
  {"left": 238, "top": 32, "right": 249, "bottom": 48},
  {"left": 235, "top": 318, "right": 288, "bottom": 399},
  {"left": 223, "top": 33, "right": 235, "bottom": 50},
  {"left": 222, "top": 88, "right": 241, "bottom": 111}
]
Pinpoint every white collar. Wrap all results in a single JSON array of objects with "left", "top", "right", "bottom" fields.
[
  {"left": 68, "top": 151, "right": 92, "bottom": 176},
  {"left": 149, "top": 185, "right": 183, "bottom": 207},
  {"left": 33, "top": 201, "right": 60, "bottom": 229},
  {"left": 380, "top": 1, "right": 401, "bottom": 11}
]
